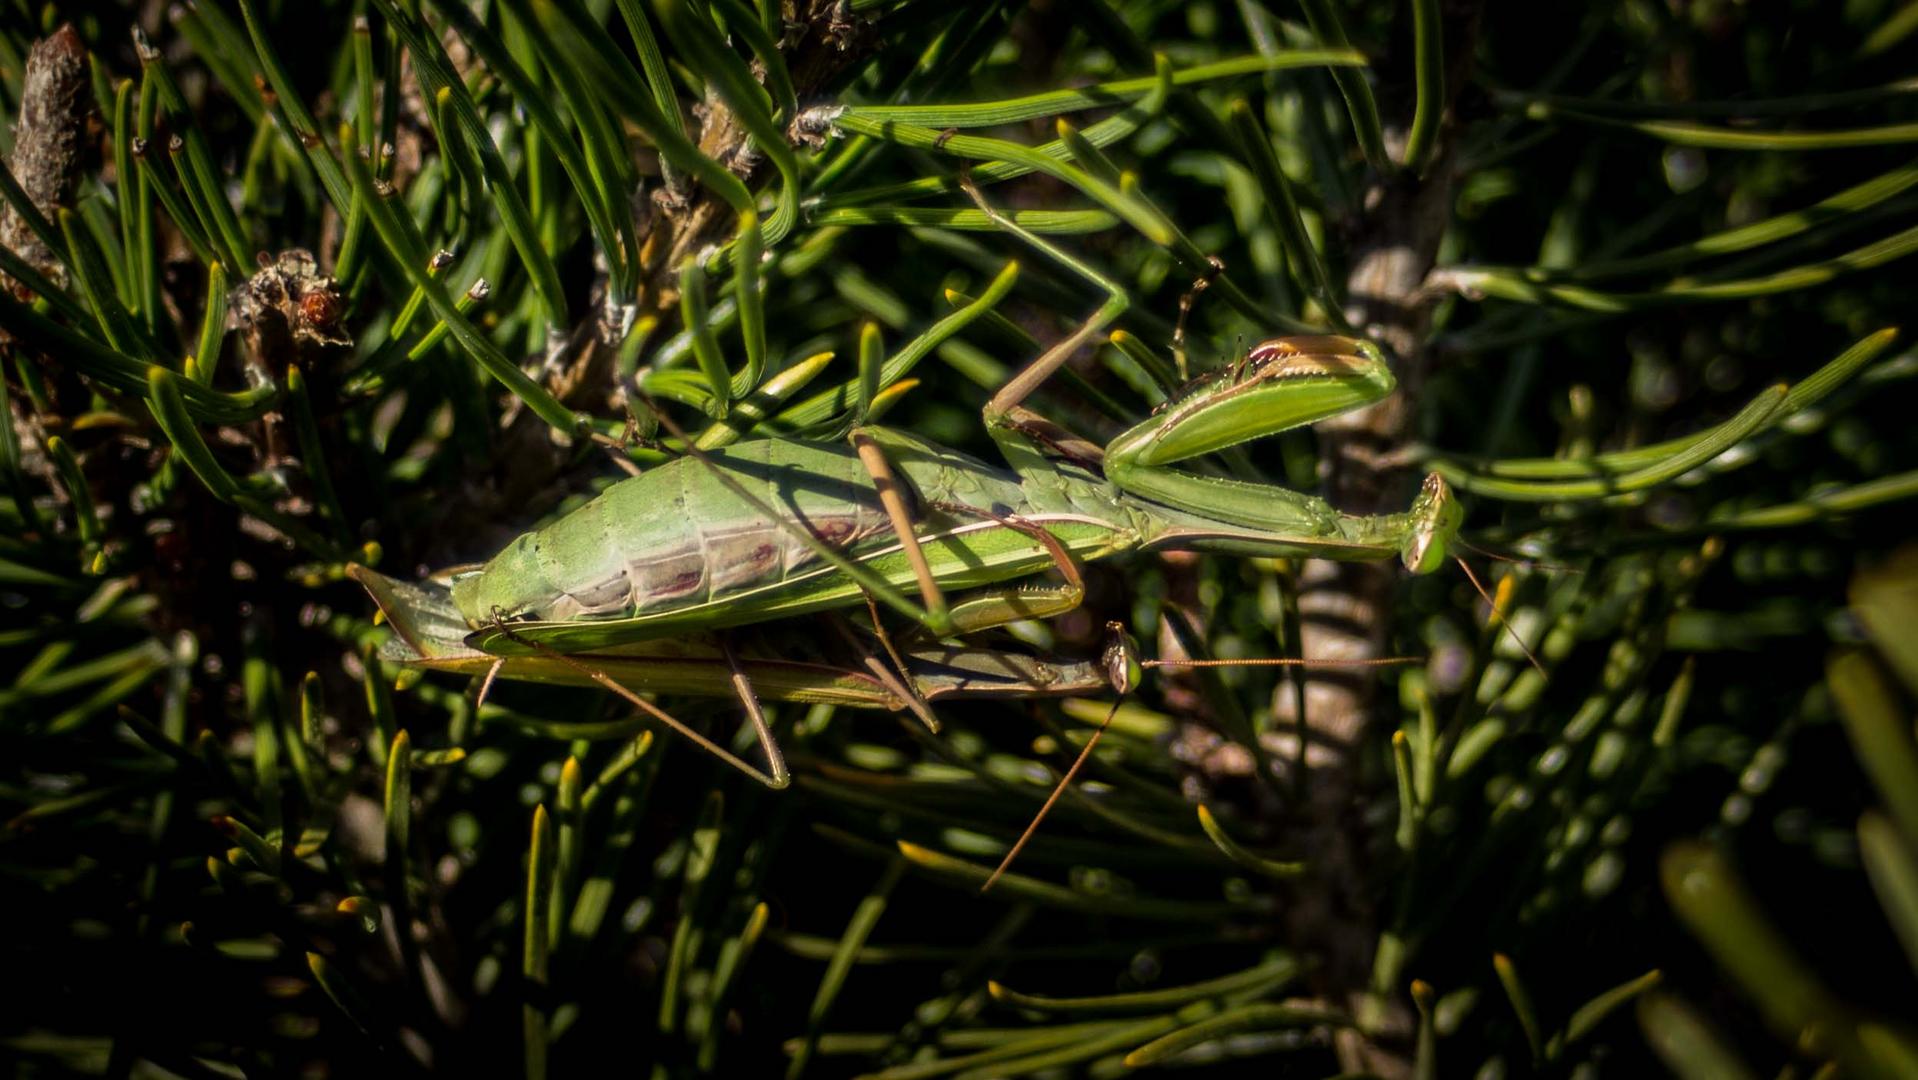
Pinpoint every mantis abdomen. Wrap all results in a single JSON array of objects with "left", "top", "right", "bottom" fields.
[{"left": 451, "top": 440, "right": 897, "bottom": 625}]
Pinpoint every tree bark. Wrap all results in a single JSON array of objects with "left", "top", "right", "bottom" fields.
[{"left": 1278, "top": 4, "right": 1485, "bottom": 1074}]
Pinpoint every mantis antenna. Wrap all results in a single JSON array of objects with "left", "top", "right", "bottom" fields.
[
  {"left": 981, "top": 624, "right": 1422, "bottom": 892},
  {"left": 1451, "top": 554, "right": 1548, "bottom": 675},
  {"left": 1454, "top": 536, "right": 1582, "bottom": 576},
  {"left": 1172, "top": 255, "right": 1226, "bottom": 382}
]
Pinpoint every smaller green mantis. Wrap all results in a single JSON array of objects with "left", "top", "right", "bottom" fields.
[{"left": 354, "top": 561, "right": 1116, "bottom": 780}]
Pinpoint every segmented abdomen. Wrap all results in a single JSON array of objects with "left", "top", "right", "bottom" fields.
[{"left": 467, "top": 440, "right": 893, "bottom": 624}]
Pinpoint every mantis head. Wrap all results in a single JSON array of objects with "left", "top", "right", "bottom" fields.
[
  {"left": 449, "top": 532, "right": 550, "bottom": 627},
  {"left": 1100, "top": 621, "right": 1144, "bottom": 695},
  {"left": 448, "top": 569, "right": 490, "bottom": 627},
  {"left": 1401, "top": 472, "right": 1463, "bottom": 575}
]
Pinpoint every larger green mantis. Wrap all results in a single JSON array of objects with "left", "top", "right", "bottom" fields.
[{"left": 358, "top": 331, "right": 1462, "bottom": 787}]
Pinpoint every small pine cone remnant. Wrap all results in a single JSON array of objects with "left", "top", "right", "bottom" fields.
[
  {"left": 816, "top": 0, "right": 870, "bottom": 51},
  {"left": 788, "top": 105, "right": 843, "bottom": 150},
  {"left": 231, "top": 249, "right": 353, "bottom": 369},
  {"left": 1, "top": 24, "right": 88, "bottom": 290}
]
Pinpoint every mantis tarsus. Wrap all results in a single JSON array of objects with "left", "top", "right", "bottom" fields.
[{"left": 357, "top": 327, "right": 1461, "bottom": 879}]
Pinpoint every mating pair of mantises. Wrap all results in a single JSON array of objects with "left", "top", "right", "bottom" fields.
[{"left": 353, "top": 323, "right": 1480, "bottom": 887}]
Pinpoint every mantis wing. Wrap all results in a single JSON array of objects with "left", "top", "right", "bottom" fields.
[{"left": 347, "top": 565, "right": 1106, "bottom": 708}]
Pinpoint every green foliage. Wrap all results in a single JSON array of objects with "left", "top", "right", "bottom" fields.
[{"left": 2, "top": 1, "right": 1915, "bottom": 1076}]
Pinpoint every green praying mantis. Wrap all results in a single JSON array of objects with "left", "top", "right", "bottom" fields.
[
  {"left": 362, "top": 299, "right": 1903, "bottom": 884},
  {"left": 355, "top": 329, "right": 1459, "bottom": 803}
]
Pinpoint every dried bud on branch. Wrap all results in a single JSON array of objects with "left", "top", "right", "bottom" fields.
[{"left": 1, "top": 25, "right": 89, "bottom": 289}]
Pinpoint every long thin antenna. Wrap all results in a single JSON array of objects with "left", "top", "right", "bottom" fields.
[
  {"left": 1144, "top": 656, "right": 1420, "bottom": 670},
  {"left": 1454, "top": 555, "right": 1547, "bottom": 675},
  {"left": 981, "top": 653, "right": 1426, "bottom": 892},
  {"left": 982, "top": 695, "right": 1124, "bottom": 893},
  {"left": 1455, "top": 536, "right": 1580, "bottom": 575},
  {"left": 1171, "top": 255, "right": 1226, "bottom": 382}
]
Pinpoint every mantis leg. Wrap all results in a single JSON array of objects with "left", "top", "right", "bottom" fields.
[
  {"left": 837, "top": 603, "right": 940, "bottom": 734},
  {"left": 843, "top": 425, "right": 1092, "bottom": 643},
  {"left": 489, "top": 616, "right": 790, "bottom": 789},
  {"left": 850, "top": 428, "right": 952, "bottom": 634},
  {"left": 913, "top": 500, "right": 1087, "bottom": 638},
  {"left": 979, "top": 623, "right": 1422, "bottom": 889},
  {"left": 955, "top": 168, "right": 1131, "bottom": 483},
  {"left": 1171, "top": 256, "right": 1225, "bottom": 381},
  {"left": 721, "top": 638, "right": 790, "bottom": 788}
]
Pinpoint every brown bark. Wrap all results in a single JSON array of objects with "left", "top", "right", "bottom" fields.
[
  {"left": 1289, "top": 151, "right": 1454, "bottom": 1080},
  {"left": 1276, "top": 4, "right": 1486, "bottom": 1075}
]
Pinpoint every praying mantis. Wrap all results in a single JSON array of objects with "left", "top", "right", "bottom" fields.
[{"left": 355, "top": 329, "right": 1461, "bottom": 794}]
